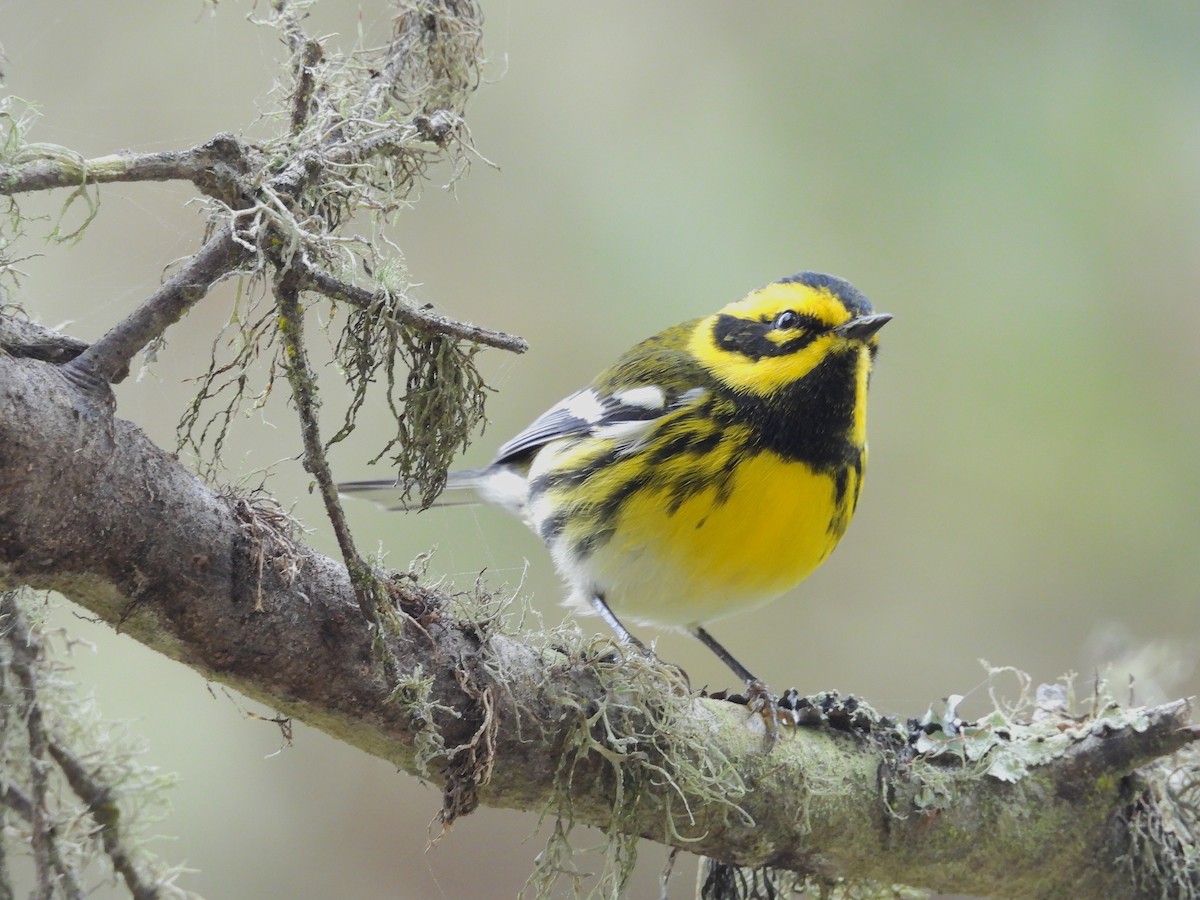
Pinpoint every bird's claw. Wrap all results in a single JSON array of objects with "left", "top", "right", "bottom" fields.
[{"left": 745, "top": 679, "right": 783, "bottom": 743}]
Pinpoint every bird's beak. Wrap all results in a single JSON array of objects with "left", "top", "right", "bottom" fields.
[{"left": 835, "top": 313, "right": 892, "bottom": 340}]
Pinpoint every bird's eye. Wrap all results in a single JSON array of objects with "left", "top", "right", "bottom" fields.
[{"left": 772, "top": 310, "right": 800, "bottom": 330}]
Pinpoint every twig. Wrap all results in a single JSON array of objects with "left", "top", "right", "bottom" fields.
[
  {"left": 0, "top": 782, "right": 34, "bottom": 823},
  {"left": 64, "top": 225, "right": 250, "bottom": 388},
  {"left": 273, "top": 270, "right": 403, "bottom": 657},
  {"left": 274, "top": 2, "right": 324, "bottom": 136},
  {"left": 47, "top": 741, "right": 163, "bottom": 900},
  {"left": 298, "top": 260, "right": 527, "bottom": 353},
  {"left": 3, "top": 594, "right": 164, "bottom": 898},
  {"left": 0, "top": 134, "right": 256, "bottom": 206},
  {"left": 1, "top": 593, "right": 86, "bottom": 900},
  {"left": 0, "top": 148, "right": 199, "bottom": 193}
]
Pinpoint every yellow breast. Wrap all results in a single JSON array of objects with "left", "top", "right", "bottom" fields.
[{"left": 573, "top": 451, "right": 859, "bottom": 627}]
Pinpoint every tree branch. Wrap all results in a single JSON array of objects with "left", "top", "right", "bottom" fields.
[
  {"left": 1, "top": 343, "right": 1196, "bottom": 898},
  {"left": 296, "top": 257, "right": 528, "bottom": 353},
  {"left": 3, "top": 593, "right": 86, "bottom": 900},
  {"left": 0, "top": 135, "right": 259, "bottom": 207},
  {"left": 1, "top": 593, "right": 166, "bottom": 900},
  {"left": 61, "top": 226, "right": 249, "bottom": 390},
  {"left": 273, "top": 267, "right": 402, "bottom": 646}
]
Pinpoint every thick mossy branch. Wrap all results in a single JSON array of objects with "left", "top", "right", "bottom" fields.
[
  {"left": 1120, "top": 745, "right": 1200, "bottom": 897},
  {"left": 0, "top": 347, "right": 1197, "bottom": 899}
]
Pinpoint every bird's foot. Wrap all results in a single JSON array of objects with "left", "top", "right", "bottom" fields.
[{"left": 744, "top": 679, "right": 783, "bottom": 743}]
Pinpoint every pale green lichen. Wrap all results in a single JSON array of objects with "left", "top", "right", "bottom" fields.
[
  {"left": 0, "top": 589, "right": 191, "bottom": 897},
  {"left": 0, "top": 96, "right": 101, "bottom": 291},
  {"left": 515, "top": 647, "right": 751, "bottom": 899},
  {"left": 178, "top": 0, "right": 491, "bottom": 491},
  {"left": 1119, "top": 744, "right": 1200, "bottom": 898},
  {"left": 386, "top": 665, "right": 458, "bottom": 780},
  {"left": 331, "top": 289, "right": 488, "bottom": 505},
  {"left": 910, "top": 665, "right": 1167, "bottom": 791}
]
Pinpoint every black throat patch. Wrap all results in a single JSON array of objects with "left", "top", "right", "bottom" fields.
[{"left": 714, "top": 347, "right": 865, "bottom": 471}]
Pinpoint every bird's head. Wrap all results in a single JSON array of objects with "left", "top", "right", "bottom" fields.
[{"left": 688, "top": 271, "right": 891, "bottom": 397}]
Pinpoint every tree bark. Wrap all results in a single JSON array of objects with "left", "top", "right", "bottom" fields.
[{"left": 1, "top": 337, "right": 1196, "bottom": 899}]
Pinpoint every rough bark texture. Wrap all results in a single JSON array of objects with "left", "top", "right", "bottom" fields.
[{"left": 1, "top": 335, "right": 1197, "bottom": 898}]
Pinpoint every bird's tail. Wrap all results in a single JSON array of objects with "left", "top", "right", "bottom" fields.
[{"left": 338, "top": 468, "right": 491, "bottom": 512}]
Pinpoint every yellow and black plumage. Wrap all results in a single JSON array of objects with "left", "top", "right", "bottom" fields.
[{"left": 342, "top": 271, "right": 890, "bottom": 692}]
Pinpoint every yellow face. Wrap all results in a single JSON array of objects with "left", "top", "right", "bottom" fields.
[{"left": 686, "top": 277, "right": 884, "bottom": 400}]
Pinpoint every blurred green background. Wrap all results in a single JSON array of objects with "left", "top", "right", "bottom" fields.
[{"left": 4, "top": 1, "right": 1199, "bottom": 896}]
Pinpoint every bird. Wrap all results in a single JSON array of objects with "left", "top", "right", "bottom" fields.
[{"left": 340, "top": 271, "right": 890, "bottom": 703}]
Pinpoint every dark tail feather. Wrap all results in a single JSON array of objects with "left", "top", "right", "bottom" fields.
[{"left": 338, "top": 469, "right": 487, "bottom": 512}]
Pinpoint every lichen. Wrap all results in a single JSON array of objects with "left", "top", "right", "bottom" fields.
[
  {"left": 386, "top": 666, "right": 455, "bottom": 780},
  {"left": 176, "top": 0, "right": 491, "bottom": 489},
  {"left": 0, "top": 589, "right": 190, "bottom": 896},
  {"left": 1119, "top": 744, "right": 1200, "bottom": 898},
  {"left": 331, "top": 288, "right": 488, "bottom": 505},
  {"left": 513, "top": 645, "right": 751, "bottom": 899}
]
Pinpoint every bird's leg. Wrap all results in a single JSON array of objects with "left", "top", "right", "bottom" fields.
[
  {"left": 590, "top": 592, "right": 650, "bottom": 654},
  {"left": 691, "top": 626, "right": 779, "bottom": 737},
  {"left": 691, "top": 626, "right": 760, "bottom": 684},
  {"left": 591, "top": 593, "right": 693, "bottom": 691}
]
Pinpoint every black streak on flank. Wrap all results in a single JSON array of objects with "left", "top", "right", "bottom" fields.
[
  {"left": 832, "top": 467, "right": 851, "bottom": 510},
  {"left": 827, "top": 455, "right": 864, "bottom": 536},
  {"left": 538, "top": 509, "right": 569, "bottom": 543},
  {"left": 645, "top": 428, "right": 721, "bottom": 466}
]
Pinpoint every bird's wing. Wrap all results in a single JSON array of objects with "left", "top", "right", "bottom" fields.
[{"left": 493, "top": 343, "right": 711, "bottom": 465}]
